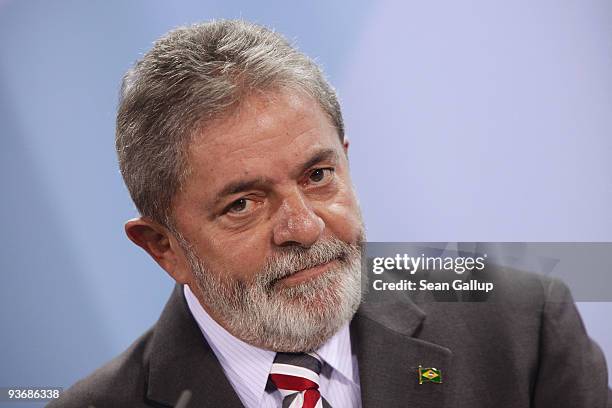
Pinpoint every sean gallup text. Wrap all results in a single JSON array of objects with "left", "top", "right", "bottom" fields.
[{"left": 372, "top": 279, "right": 494, "bottom": 293}]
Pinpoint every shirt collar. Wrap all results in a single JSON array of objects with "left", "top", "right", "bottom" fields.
[{"left": 316, "top": 323, "right": 358, "bottom": 385}]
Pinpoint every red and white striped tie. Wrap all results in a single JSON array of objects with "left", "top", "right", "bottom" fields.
[{"left": 269, "top": 352, "right": 332, "bottom": 408}]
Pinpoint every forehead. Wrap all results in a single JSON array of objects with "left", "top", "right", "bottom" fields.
[{"left": 186, "top": 90, "right": 342, "bottom": 183}]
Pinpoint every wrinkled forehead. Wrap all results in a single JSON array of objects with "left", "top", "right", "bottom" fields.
[
  {"left": 187, "top": 89, "right": 342, "bottom": 172},
  {"left": 202, "top": 89, "right": 337, "bottom": 139}
]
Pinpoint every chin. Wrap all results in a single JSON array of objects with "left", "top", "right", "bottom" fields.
[{"left": 191, "top": 235, "right": 364, "bottom": 351}]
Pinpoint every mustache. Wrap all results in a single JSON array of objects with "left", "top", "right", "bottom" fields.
[{"left": 258, "top": 238, "right": 356, "bottom": 285}]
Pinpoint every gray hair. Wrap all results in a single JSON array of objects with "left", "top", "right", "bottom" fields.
[{"left": 116, "top": 19, "right": 344, "bottom": 227}]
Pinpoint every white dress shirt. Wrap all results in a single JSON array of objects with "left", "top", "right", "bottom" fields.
[{"left": 184, "top": 285, "right": 362, "bottom": 407}]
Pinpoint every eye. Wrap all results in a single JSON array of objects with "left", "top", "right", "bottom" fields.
[
  {"left": 308, "top": 168, "right": 335, "bottom": 184},
  {"left": 225, "top": 198, "right": 250, "bottom": 214}
]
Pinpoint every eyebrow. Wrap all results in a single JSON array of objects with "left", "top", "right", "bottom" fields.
[
  {"left": 210, "top": 148, "right": 339, "bottom": 208},
  {"left": 292, "top": 148, "right": 339, "bottom": 179}
]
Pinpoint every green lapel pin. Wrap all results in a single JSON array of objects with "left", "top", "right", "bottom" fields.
[{"left": 418, "top": 365, "right": 442, "bottom": 384}]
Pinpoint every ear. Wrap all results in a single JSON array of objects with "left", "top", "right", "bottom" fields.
[
  {"left": 343, "top": 137, "right": 350, "bottom": 155},
  {"left": 124, "top": 217, "right": 191, "bottom": 284}
]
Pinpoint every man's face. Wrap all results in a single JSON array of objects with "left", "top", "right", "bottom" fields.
[{"left": 171, "top": 89, "right": 365, "bottom": 351}]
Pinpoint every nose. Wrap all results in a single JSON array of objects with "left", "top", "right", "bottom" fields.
[{"left": 272, "top": 190, "right": 325, "bottom": 248}]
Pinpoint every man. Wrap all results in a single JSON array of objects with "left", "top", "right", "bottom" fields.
[{"left": 50, "top": 20, "right": 610, "bottom": 407}]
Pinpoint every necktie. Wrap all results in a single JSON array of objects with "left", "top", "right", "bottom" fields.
[{"left": 269, "top": 352, "right": 332, "bottom": 408}]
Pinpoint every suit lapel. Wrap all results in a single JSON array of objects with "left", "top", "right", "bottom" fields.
[
  {"left": 145, "top": 284, "right": 244, "bottom": 408},
  {"left": 351, "top": 298, "right": 452, "bottom": 408}
]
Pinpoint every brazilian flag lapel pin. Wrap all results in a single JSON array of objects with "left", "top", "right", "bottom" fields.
[{"left": 418, "top": 365, "right": 442, "bottom": 384}]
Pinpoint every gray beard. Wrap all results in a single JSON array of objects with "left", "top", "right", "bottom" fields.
[{"left": 181, "top": 236, "right": 365, "bottom": 352}]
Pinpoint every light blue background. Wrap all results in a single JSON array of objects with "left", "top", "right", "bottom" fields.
[{"left": 1, "top": 1, "right": 610, "bottom": 404}]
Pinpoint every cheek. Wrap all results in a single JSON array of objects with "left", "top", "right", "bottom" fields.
[
  {"left": 176, "top": 208, "right": 270, "bottom": 282},
  {"left": 198, "top": 230, "right": 272, "bottom": 281},
  {"left": 321, "top": 187, "right": 363, "bottom": 243}
]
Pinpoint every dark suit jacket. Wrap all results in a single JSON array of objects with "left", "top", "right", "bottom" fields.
[{"left": 49, "top": 268, "right": 611, "bottom": 407}]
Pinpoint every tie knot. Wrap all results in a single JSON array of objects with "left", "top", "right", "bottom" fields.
[
  {"left": 273, "top": 352, "right": 323, "bottom": 375},
  {"left": 269, "top": 352, "right": 330, "bottom": 407}
]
